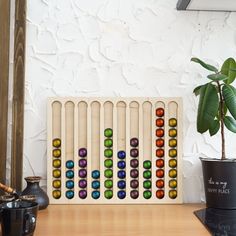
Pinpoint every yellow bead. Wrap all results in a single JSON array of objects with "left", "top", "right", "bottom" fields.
[
  {"left": 169, "top": 180, "right": 177, "bottom": 188},
  {"left": 169, "top": 149, "right": 177, "bottom": 157},
  {"left": 53, "top": 159, "right": 61, "bottom": 168},
  {"left": 52, "top": 138, "right": 61, "bottom": 148},
  {"left": 169, "top": 129, "right": 177, "bottom": 137},
  {"left": 169, "top": 169, "right": 177, "bottom": 178},
  {"left": 169, "top": 159, "right": 177, "bottom": 168},
  {"left": 53, "top": 190, "right": 61, "bottom": 199},
  {"left": 169, "top": 139, "right": 177, "bottom": 147},
  {"left": 169, "top": 118, "right": 177, "bottom": 127},
  {"left": 169, "top": 190, "right": 177, "bottom": 199},
  {"left": 53, "top": 149, "right": 61, "bottom": 158},
  {"left": 53, "top": 180, "right": 61, "bottom": 188},
  {"left": 53, "top": 169, "right": 61, "bottom": 178}
]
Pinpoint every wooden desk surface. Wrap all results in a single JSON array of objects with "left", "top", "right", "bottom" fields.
[{"left": 34, "top": 204, "right": 209, "bottom": 236}]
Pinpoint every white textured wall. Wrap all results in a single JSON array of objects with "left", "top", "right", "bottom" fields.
[{"left": 22, "top": 0, "right": 236, "bottom": 203}]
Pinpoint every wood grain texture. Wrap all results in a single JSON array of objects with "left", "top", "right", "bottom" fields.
[
  {"left": 0, "top": 0, "right": 11, "bottom": 192},
  {"left": 11, "top": 0, "right": 26, "bottom": 191},
  {"left": 34, "top": 204, "right": 209, "bottom": 236}
]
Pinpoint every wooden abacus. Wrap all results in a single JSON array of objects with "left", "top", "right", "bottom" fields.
[{"left": 47, "top": 98, "right": 183, "bottom": 204}]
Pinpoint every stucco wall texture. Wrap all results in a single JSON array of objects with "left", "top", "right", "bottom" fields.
[{"left": 11, "top": 0, "right": 236, "bottom": 202}]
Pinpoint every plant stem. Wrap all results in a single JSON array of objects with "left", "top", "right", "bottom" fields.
[{"left": 217, "top": 81, "right": 226, "bottom": 160}]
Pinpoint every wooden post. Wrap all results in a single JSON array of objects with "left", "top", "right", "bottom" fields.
[
  {"left": 11, "top": 0, "right": 26, "bottom": 191},
  {"left": 0, "top": 0, "right": 11, "bottom": 192}
]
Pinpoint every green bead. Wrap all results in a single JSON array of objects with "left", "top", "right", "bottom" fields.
[
  {"left": 143, "top": 160, "right": 151, "bottom": 169},
  {"left": 104, "top": 128, "right": 113, "bottom": 138},
  {"left": 143, "top": 190, "right": 152, "bottom": 199},
  {"left": 143, "top": 170, "right": 151, "bottom": 179},
  {"left": 104, "top": 159, "right": 113, "bottom": 168},
  {"left": 105, "top": 180, "right": 113, "bottom": 188},
  {"left": 104, "top": 149, "right": 113, "bottom": 158},
  {"left": 104, "top": 169, "right": 113, "bottom": 178},
  {"left": 104, "top": 139, "right": 113, "bottom": 148},
  {"left": 104, "top": 190, "right": 113, "bottom": 199},
  {"left": 143, "top": 180, "right": 151, "bottom": 189}
]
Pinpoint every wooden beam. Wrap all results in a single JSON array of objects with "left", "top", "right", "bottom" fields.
[
  {"left": 0, "top": 0, "right": 11, "bottom": 190},
  {"left": 11, "top": 0, "right": 26, "bottom": 191}
]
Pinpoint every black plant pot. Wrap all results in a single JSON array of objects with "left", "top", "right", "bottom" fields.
[{"left": 201, "top": 158, "right": 236, "bottom": 209}]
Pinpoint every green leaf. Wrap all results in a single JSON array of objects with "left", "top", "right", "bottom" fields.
[
  {"left": 207, "top": 73, "right": 228, "bottom": 81},
  {"left": 209, "top": 120, "right": 220, "bottom": 136},
  {"left": 221, "top": 58, "right": 236, "bottom": 84},
  {"left": 191, "top": 57, "right": 218, "bottom": 73},
  {"left": 193, "top": 85, "right": 203, "bottom": 96},
  {"left": 222, "top": 85, "right": 236, "bottom": 120},
  {"left": 224, "top": 116, "right": 236, "bottom": 133},
  {"left": 197, "top": 83, "right": 219, "bottom": 133}
]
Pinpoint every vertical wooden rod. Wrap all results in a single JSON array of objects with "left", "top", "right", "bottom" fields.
[
  {"left": 11, "top": 0, "right": 26, "bottom": 191},
  {"left": 0, "top": 0, "right": 11, "bottom": 192}
]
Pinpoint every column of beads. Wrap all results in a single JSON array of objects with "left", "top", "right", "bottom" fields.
[
  {"left": 117, "top": 150, "right": 126, "bottom": 199},
  {"left": 104, "top": 128, "right": 113, "bottom": 199},
  {"left": 52, "top": 138, "right": 62, "bottom": 199},
  {"left": 65, "top": 158, "right": 74, "bottom": 199},
  {"left": 130, "top": 138, "right": 139, "bottom": 199},
  {"left": 168, "top": 118, "right": 178, "bottom": 199},
  {"left": 155, "top": 108, "right": 165, "bottom": 199},
  {"left": 78, "top": 148, "right": 87, "bottom": 199}
]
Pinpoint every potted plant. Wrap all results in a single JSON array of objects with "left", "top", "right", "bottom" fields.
[{"left": 191, "top": 57, "right": 236, "bottom": 209}]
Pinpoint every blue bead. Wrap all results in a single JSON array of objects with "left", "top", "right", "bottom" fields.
[
  {"left": 118, "top": 170, "right": 126, "bottom": 179},
  {"left": 117, "top": 180, "right": 126, "bottom": 189},
  {"left": 66, "top": 160, "right": 74, "bottom": 169},
  {"left": 92, "top": 181, "right": 100, "bottom": 189},
  {"left": 66, "top": 190, "right": 74, "bottom": 199},
  {"left": 92, "top": 170, "right": 100, "bottom": 179},
  {"left": 117, "top": 190, "right": 126, "bottom": 199},
  {"left": 66, "top": 170, "right": 74, "bottom": 179},
  {"left": 92, "top": 191, "right": 100, "bottom": 199},
  {"left": 66, "top": 180, "right": 74, "bottom": 189},
  {"left": 117, "top": 151, "right": 126, "bottom": 159},
  {"left": 117, "top": 161, "right": 126, "bottom": 169}
]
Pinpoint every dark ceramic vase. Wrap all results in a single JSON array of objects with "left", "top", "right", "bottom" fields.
[{"left": 21, "top": 176, "right": 49, "bottom": 210}]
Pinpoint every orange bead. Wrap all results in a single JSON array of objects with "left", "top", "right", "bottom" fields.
[
  {"left": 156, "top": 108, "right": 164, "bottom": 117},
  {"left": 156, "top": 169, "right": 164, "bottom": 178},
  {"left": 156, "top": 159, "right": 164, "bottom": 168},
  {"left": 156, "top": 129, "right": 164, "bottom": 137},
  {"left": 156, "top": 118, "right": 164, "bottom": 127},
  {"left": 156, "top": 149, "right": 164, "bottom": 157},
  {"left": 156, "top": 179, "right": 164, "bottom": 188},
  {"left": 156, "top": 139, "right": 164, "bottom": 147},
  {"left": 156, "top": 190, "right": 164, "bottom": 199}
]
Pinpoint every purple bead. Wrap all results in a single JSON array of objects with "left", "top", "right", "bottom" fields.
[
  {"left": 130, "top": 159, "right": 139, "bottom": 168},
  {"left": 79, "top": 148, "right": 87, "bottom": 158},
  {"left": 79, "top": 169, "right": 87, "bottom": 178},
  {"left": 79, "top": 190, "right": 87, "bottom": 199},
  {"left": 130, "top": 138, "right": 139, "bottom": 147},
  {"left": 130, "top": 169, "right": 139, "bottom": 178},
  {"left": 130, "top": 179, "right": 139, "bottom": 189},
  {"left": 130, "top": 148, "right": 139, "bottom": 158},
  {"left": 130, "top": 190, "right": 139, "bottom": 199},
  {"left": 79, "top": 159, "right": 87, "bottom": 168},
  {"left": 79, "top": 179, "right": 87, "bottom": 188}
]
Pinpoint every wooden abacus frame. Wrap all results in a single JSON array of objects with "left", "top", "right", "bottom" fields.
[{"left": 47, "top": 97, "right": 183, "bottom": 204}]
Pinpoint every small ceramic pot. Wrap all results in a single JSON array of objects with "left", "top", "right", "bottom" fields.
[{"left": 21, "top": 176, "right": 49, "bottom": 210}]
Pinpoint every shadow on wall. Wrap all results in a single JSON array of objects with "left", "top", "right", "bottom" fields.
[{"left": 183, "top": 154, "right": 205, "bottom": 203}]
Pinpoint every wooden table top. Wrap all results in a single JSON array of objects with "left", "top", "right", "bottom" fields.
[{"left": 34, "top": 204, "right": 209, "bottom": 236}]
